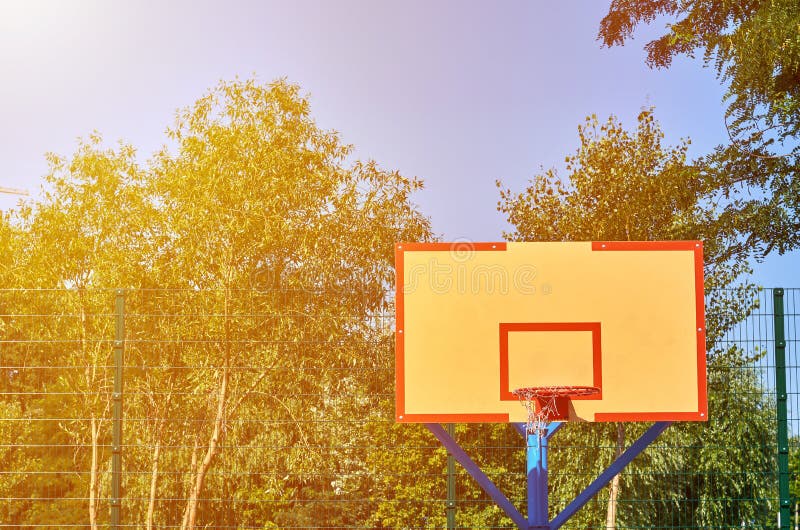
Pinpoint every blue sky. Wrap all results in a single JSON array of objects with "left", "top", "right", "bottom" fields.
[{"left": 0, "top": 1, "right": 795, "bottom": 286}]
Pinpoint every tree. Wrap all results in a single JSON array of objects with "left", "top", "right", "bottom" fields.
[
  {"left": 599, "top": 0, "right": 800, "bottom": 157},
  {"left": 497, "top": 109, "right": 748, "bottom": 283},
  {"left": 0, "top": 77, "right": 432, "bottom": 529},
  {"left": 8, "top": 137, "right": 152, "bottom": 529},
  {"left": 144, "top": 78, "right": 431, "bottom": 529},
  {"left": 497, "top": 108, "right": 773, "bottom": 528},
  {"left": 598, "top": 1, "right": 800, "bottom": 262}
]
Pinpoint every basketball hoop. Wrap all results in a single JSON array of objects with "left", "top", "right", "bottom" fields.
[{"left": 512, "top": 386, "right": 600, "bottom": 437}]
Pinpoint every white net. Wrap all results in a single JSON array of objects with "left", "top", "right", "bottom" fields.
[{"left": 512, "top": 386, "right": 600, "bottom": 437}]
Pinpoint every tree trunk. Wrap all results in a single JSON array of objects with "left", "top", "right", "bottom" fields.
[
  {"left": 146, "top": 392, "right": 170, "bottom": 530},
  {"left": 180, "top": 287, "right": 232, "bottom": 530},
  {"left": 180, "top": 440, "right": 199, "bottom": 528},
  {"left": 606, "top": 233, "right": 633, "bottom": 530},
  {"left": 180, "top": 366, "right": 229, "bottom": 530},
  {"left": 605, "top": 423, "right": 625, "bottom": 530},
  {"left": 89, "top": 415, "right": 99, "bottom": 530},
  {"left": 145, "top": 437, "right": 162, "bottom": 530},
  {"left": 80, "top": 297, "right": 100, "bottom": 530}
]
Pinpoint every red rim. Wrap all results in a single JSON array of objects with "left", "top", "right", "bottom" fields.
[{"left": 512, "top": 385, "right": 601, "bottom": 398}]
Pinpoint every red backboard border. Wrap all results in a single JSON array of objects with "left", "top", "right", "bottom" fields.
[{"left": 395, "top": 241, "right": 707, "bottom": 423}]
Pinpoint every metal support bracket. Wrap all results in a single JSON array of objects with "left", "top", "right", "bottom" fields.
[
  {"left": 426, "top": 423, "right": 527, "bottom": 529},
  {"left": 550, "top": 421, "right": 672, "bottom": 529},
  {"left": 426, "top": 420, "right": 671, "bottom": 530}
]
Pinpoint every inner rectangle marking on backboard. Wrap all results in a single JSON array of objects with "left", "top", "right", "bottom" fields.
[{"left": 499, "top": 322, "right": 602, "bottom": 401}]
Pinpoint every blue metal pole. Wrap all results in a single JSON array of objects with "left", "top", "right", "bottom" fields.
[
  {"left": 517, "top": 423, "right": 561, "bottom": 530},
  {"left": 527, "top": 431, "right": 549, "bottom": 529},
  {"left": 549, "top": 421, "right": 672, "bottom": 530},
  {"left": 514, "top": 422, "right": 563, "bottom": 440}
]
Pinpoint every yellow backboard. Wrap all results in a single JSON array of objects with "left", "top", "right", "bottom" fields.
[{"left": 395, "top": 241, "right": 707, "bottom": 423}]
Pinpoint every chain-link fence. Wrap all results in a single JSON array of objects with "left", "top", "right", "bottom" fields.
[{"left": 0, "top": 287, "right": 796, "bottom": 529}]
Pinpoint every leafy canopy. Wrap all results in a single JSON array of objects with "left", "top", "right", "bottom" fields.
[
  {"left": 498, "top": 109, "right": 746, "bottom": 285},
  {"left": 599, "top": 0, "right": 800, "bottom": 158},
  {"left": 599, "top": 2, "right": 800, "bottom": 262},
  {"left": 0, "top": 77, "right": 434, "bottom": 529},
  {"left": 497, "top": 108, "right": 772, "bottom": 528}
]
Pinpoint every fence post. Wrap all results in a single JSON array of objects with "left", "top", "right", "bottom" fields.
[
  {"left": 774, "top": 288, "right": 790, "bottom": 530},
  {"left": 111, "top": 290, "right": 125, "bottom": 530},
  {"left": 446, "top": 423, "right": 456, "bottom": 530}
]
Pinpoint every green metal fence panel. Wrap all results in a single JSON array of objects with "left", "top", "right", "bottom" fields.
[
  {"left": 781, "top": 289, "right": 800, "bottom": 529},
  {"left": 0, "top": 287, "right": 796, "bottom": 529},
  {"left": 774, "top": 289, "right": 790, "bottom": 529}
]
